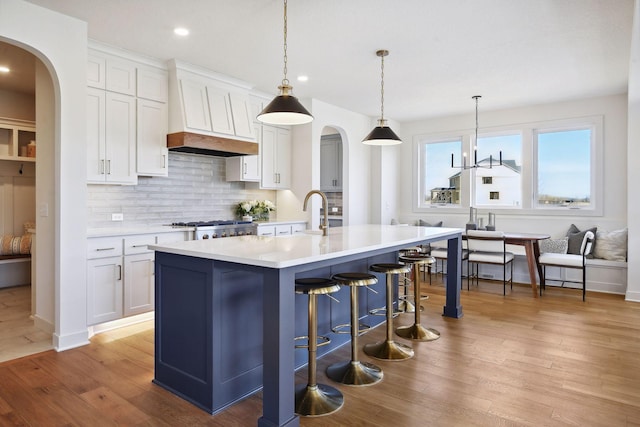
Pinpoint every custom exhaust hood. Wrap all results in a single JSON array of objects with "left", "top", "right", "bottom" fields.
[
  {"left": 167, "top": 132, "right": 258, "bottom": 157},
  {"left": 167, "top": 59, "right": 261, "bottom": 158}
]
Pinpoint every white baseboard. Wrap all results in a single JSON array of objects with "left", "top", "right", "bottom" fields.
[
  {"left": 53, "top": 329, "right": 90, "bottom": 352},
  {"left": 32, "top": 314, "right": 54, "bottom": 334},
  {"left": 625, "top": 290, "right": 640, "bottom": 302}
]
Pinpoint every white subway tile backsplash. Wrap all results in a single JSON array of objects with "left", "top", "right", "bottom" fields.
[{"left": 87, "top": 152, "right": 276, "bottom": 228}]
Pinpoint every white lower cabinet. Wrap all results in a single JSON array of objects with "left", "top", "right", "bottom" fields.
[
  {"left": 87, "top": 231, "right": 189, "bottom": 325},
  {"left": 123, "top": 252, "right": 154, "bottom": 316},
  {"left": 257, "top": 222, "right": 307, "bottom": 237},
  {"left": 87, "top": 256, "right": 123, "bottom": 325}
]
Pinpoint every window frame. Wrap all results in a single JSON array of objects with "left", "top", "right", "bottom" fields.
[{"left": 412, "top": 115, "right": 604, "bottom": 217}]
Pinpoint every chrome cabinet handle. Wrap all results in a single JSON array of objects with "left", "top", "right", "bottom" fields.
[
  {"left": 132, "top": 244, "right": 148, "bottom": 248},
  {"left": 100, "top": 159, "right": 105, "bottom": 174},
  {"left": 162, "top": 154, "right": 167, "bottom": 168},
  {"left": 117, "top": 264, "right": 122, "bottom": 280},
  {"left": 107, "top": 159, "right": 111, "bottom": 174},
  {"left": 96, "top": 247, "right": 115, "bottom": 251}
]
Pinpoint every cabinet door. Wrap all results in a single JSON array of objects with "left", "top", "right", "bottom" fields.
[
  {"left": 87, "top": 54, "right": 106, "bottom": 89},
  {"left": 275, "top": 127, "right": 291, "bottom": 188},
  {"left": 180, "top": 79, "right": 213, "bottom": 132},
  {"left": 124, "top": 252, "right": 155, "bottom": 317},
  {"left": 261, "top": 125, "right": 277, "bottom": 188},
  {"left": 105, "top": 92, "right": 137, "bottom": 184},
  {"left": 137, "top": 99, "right": 168, "bottom": 176},
  {"left": 87, "top": 256, "right": 123, "bottom": 325},
  {"left": 261, "top": 125, "right": 291, "bottom": 189},
  {"left": 87, "top": 88, "right": 107, "bottom": 183},
  {"left": 106, "top": 58, "right": 136, "bottom": 96},
  {"left": 137, "top": 67, "right": 168, "bottom": 102},
  {"left": 206, "top": 86, "right": 235, "bottom": 136},
  {"left": 229, "top": 92, "right": 255, "bottom": 139},
  {"left": 320, "top": 140, "right": 337, "bottom": 191}
]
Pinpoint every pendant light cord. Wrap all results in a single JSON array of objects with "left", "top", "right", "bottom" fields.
[
  {"left": 282, "top": 0, "right": 289, "bottom": 87},
  {"left": 380, "top": 52, "right": 385, "bottom": 121}
]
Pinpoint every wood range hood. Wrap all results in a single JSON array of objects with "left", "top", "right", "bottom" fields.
[{"left": 167, "top": 132, "right": 258, "bottom": 157}]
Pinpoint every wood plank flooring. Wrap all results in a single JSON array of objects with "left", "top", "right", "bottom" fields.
[
  {"left": 0, "top": 285, "right": 52, "bottom": 363},
  {"left": 1, "top": 280, "right": 639, "bottom": 426}
]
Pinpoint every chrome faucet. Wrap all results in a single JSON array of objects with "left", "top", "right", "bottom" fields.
[{"left": 303, "top": 190, "right": 329, "bottom": 236}]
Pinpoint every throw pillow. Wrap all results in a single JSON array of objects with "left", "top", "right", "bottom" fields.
[
  {"left": 566, "top": 224, "right": 597, "bottom": 255},
  {"left": 539, "top": 237, "right": 568, "bottom": 254},
  {"left": 418, "top": 219, "right": 443, "bottom": 227},
  {"left": 593, "top": 228, "right": 627, "bottom": 261}
]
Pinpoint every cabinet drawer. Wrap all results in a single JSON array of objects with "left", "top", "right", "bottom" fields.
[
  {"left": 291, "top": 223, "right": 306, "bottom": 234},
  {"left": 275, "top": 225, "right": 291, "bottom": 236},
  {"left": 257, "top": 226, "right": 276, "bottom": 236},
  {"left": 124, "top": 235, "right": 156, "bottom": 255},
  {"left": 87, "top": 237, "right": 123, "bottom": 259}
]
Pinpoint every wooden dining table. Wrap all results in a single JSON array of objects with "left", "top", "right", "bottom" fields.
[{"left": 503, "top": 232, "right": 550, "bottom": 297}]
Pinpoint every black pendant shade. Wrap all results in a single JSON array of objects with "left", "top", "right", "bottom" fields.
[
  {"left": 257, "top": 87, "right": 313, "bottom": 125},
  {"left": 362, "top": 122, "right": 402, "bottom": 145}
]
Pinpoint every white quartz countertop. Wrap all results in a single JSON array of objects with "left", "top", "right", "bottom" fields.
[
  {"left": 149, "top": 224, "right": 463, "bottom": 269},
  {"left": 87, "top": 225, "right": 192, "bottom": 238}
]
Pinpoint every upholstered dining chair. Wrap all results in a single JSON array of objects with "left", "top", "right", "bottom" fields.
[
  {"left": 538, "top": 231, "right": 594, "bottom": 301},
  {"left": 466, "top": 230, "right": 514, "bottom": 295}
]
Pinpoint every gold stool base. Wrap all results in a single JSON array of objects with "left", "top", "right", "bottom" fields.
[
  {"left": 326, "top": 360, "right": 383, "bottom": 386},
  {"left": 294, "top": 383, "right": 344, "bottom": 417},
  {"left": 395, "top": 324, "right": 440, "bottom": 341},
  {"left": 363, "top": 340, "right": 414, "bottom": 361}
]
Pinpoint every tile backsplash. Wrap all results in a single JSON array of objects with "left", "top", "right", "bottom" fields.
[{"left": 87, "top": 153, "right": 276, "bottom": 228}]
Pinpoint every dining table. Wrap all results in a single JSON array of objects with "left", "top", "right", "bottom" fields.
[{"left": 502, "top": 232, "right": 550, "bottom": 297}]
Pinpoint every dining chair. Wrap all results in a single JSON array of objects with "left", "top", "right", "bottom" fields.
[{"left": 466, "top": 230, "right": 514, "bottom": 295}]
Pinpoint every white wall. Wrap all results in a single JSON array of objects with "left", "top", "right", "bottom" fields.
[
  {"left": 626, "top": 0, "right": 640, "bottom": 301},
  {"left": 1, "top": 0, "right": 89, "bottom": 350},
  {"left": 0, "top": 89, "right": 34, "bottom": 120},
  {"left": 280, "top": 98, "right": 374, "bottom": 229},
  {"left": 397, "top": 94, "right": 628, "bottom": 239}
]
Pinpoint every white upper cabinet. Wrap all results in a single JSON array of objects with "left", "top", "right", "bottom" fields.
[
  {"left": 320, "top": 134, "right": 343, "bottom": 192},
  {"left": 137, "top": 98, "right": 168, "bottom": 177},
  {"left": 87, "top": 46, "right": 169, "bottom": 183},
  {"left": 261, "top": 125, "right": 291, "bottom": 189}
]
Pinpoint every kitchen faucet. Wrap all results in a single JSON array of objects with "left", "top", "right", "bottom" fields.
[{"left": 303, "top": 190, "right": 329, "bottom": 236}]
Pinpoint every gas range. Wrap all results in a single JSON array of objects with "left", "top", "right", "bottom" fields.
[{"left": 171, "top": 220, "right": 257, "bottom": 240}]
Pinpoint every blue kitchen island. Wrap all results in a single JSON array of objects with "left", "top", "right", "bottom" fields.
[{"left": 150, "top": 224, "right": 463, "bottom": 427}]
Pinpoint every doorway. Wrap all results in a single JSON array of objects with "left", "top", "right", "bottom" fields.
[
  {"left": 320, "top": 126, "right": 343, "bottom": 227},
  {"left": 0, "top": 40, "right": 53, "bottom": 361}
]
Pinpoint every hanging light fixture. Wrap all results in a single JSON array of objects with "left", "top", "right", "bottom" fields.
[
  {"left": 451, "top": 95, "right": 502, "bottom": 169},
  {"left": 362, "top": 49, "right": 402, "bottom": 145},
  {"left": 257, "top": 0, "right": 313, "bottom": 126}
]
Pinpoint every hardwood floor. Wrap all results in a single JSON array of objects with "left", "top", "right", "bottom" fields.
[
  {"left": 1, "top": 280, "right": 639, "bottom": 426},
  {"left": 0, "top": 285, "right": 52, "bottom": 363}
]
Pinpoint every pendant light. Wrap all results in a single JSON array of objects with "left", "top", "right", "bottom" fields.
[
  {"left": 362, "top": 49, "right": 402, "bottom": 145},
  {"left": 257, "top": 0, "right": 313, "bottom": 126}
]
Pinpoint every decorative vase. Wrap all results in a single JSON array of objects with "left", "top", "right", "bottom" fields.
[
  {"left": 465, "top": 207, "right": 477, "bottom": 231},
  {"left": 242, "top": 215, "right": 253, "bottom": 222}
]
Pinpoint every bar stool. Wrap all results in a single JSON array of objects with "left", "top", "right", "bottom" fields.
[
  {"left": 364, "top": 263, "right": 414, "bottom": 361},
  {"left": 397, "top": 247, "right": 430, "bottom": 313},
  {"left": 395, "top": 254, "right": 440, "bottom": 341},
  {"left": 294, "top": 278, "right": 344, "bottom": 417},
  {"left": 326, "top": 272, "right": 383, "bottom": 386}
]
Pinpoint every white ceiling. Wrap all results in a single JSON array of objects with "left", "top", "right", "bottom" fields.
[{"left": 2, "top": 0, "right": 635, "bottom": 122}]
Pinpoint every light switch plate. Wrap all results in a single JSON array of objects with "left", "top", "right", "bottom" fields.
[{"left": 111, "top": 213, "right": 124, "bottom": 221}]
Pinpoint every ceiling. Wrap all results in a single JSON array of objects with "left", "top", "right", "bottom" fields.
[{"left": 1, "top": 0, "right": 635, "bottom": 122}]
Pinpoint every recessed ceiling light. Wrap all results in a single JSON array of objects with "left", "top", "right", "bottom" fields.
[
  {"left": 297, "top": 75, "right": 308, "bottom": 82},
  {"left": 174, "top": 27, "right": 189, "bottom": 36},
  {"left": 0, "top": 66, "right": 10, "bottom": 73}
]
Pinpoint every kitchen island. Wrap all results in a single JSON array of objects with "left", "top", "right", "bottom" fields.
[{"left": 150, "top": 224, "right": 463, "bottom": 427}]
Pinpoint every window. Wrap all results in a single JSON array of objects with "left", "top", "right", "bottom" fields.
[
  {"left": 413, "top": 115, "right": 602, "bottom": 215},
  {"left": 475, "top": 133, "right": 522, "bottom": 208},
  {"left": 417, "top": 138, "right": 462, "bottom": 207},
  {"left": 536, "top": 128, "right": 592, "bottom": 208}
]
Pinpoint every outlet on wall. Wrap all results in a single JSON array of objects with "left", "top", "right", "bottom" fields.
[{"left": 111, "top": 213, "right": 124, "bottom": 221}]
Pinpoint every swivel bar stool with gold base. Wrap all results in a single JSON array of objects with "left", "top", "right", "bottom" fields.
[
  {"left": 364, "top": 263, "right": 414, "bottom": 361},
  {"left": 395, "top": 254, "right": 440, "bottom": 341},
  {"left": 326, "top": 272, "right": 383, "bottom": 386},
  {"left": 294, "top": 278, "right": 344, "bottom": 417}
]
